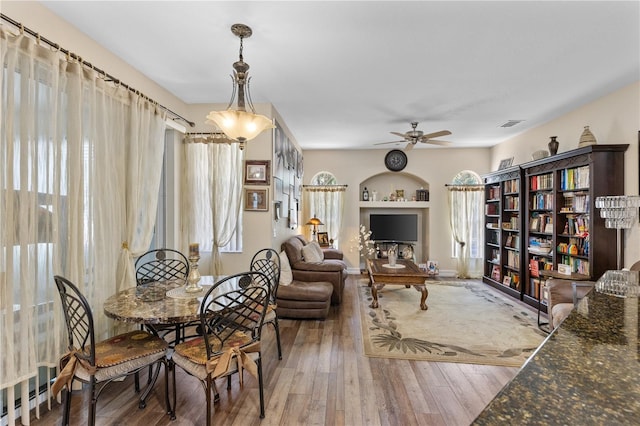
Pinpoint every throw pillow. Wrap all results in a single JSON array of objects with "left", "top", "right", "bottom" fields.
[
  {"left": 302, "top": 241, "right": 324, "bottom": 263},
  {"left": 279, "top": 251, "right": 293, "bottom": 286},
  {"left": 310, "top": 240, "right": 324, "bottom": 260}
]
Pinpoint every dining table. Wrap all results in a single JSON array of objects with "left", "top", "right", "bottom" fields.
[
  {"left": 103, "top": 274, "right": 252, "bottom": 418},
  {"left": 103, "top": 275, "right": 241, "bottom": 335}
]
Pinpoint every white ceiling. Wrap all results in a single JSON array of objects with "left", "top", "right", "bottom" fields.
[{"left": 39, "top": 1, "right": 639, "bottom": 150}]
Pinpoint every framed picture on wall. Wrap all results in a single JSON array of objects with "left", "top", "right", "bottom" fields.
[
  {"left": 244, "top": 160, "right": 270, "bottom": 185},
  {"left": 245, "top": 188, "right": 269, "bottom": 211}
]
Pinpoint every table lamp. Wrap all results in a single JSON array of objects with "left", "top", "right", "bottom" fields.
[{"left": 306, "top": 215, "right": 324, "bottom": 241}]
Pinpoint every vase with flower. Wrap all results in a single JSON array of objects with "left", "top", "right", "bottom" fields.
[{"left": 351, "top": 225, "right": 376, "bottom": 264}]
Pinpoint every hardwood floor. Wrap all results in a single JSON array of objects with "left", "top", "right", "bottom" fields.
[{"left": 22, "top": 275, "right": 524, "bottom": 426}]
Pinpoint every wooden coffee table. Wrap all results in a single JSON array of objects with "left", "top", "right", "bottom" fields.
[{"left": 366, "top": 258, "right": 430, "bottom": 310}]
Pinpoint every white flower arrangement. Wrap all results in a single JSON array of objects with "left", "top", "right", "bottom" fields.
[{"left": 350, "top": 225, "right": 376, "bottom": 258}]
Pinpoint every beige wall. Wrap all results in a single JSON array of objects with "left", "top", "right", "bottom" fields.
[
  {"left": 491, "top": 81, "right": 640, "bottom": 267},
  {"left": 302, "top": 148, "right": 492, "bottom": 272}
]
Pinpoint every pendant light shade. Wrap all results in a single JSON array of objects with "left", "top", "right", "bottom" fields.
[
  {"left": 206, "top": 23, "right": 274, "bottom": 149},
  {"left": 206, "top": 109, "right": 274, "bottom": 143}
]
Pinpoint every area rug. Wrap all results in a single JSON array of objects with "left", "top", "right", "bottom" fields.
[{"left": 358, "top": 279, "right": 547, "bottom": 367}]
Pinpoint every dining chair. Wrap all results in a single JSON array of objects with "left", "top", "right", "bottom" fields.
[
  {"left": 135, "top": 248, "right": 190, "bottom": 343},
  {"left": 170, "top": 271, "right": 271, "bottom": 425},
  {"left": 135, "top": 248, "right": 189, "bottom": 285},
  {"left": 134, "top": 248, "right": 191, "bottom": 391},
  {"left": 250, "top": 248, "right": 283, "bottom": 359},
  {"left": 52, "top": 275, "right": 171, "bottom": 426}
]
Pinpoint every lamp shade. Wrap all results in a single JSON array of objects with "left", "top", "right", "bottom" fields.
[
  {"left": 306, "top": 217, "right": 323, "bottom": 226},
  {"left": 206, "top": 110, "right": 274, "bottom": 142}
]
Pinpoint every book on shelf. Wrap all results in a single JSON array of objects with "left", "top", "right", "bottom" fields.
[
  {"left": 560, "top": 166, "right": 590, "bottom": 190},
  {"left": 487, "top": 186, "right": 500, "bottom": 200},
  {"left": 491, "top": 265, "right": 501, "bottom": 281},
  {"left": 530, "top": 259, "right": 539, "bottom": 277}
]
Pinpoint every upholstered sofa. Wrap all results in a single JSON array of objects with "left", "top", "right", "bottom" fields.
[{"left": 281, "top": 235, "right": 347, "bottom": 305}]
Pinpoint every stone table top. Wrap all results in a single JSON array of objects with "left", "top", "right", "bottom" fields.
[
  {"left": 103, "top": 275, "right": 234, "bottom": 325},
  {"left": 472, "top": 282, "right": 640, "bottom": 424}
]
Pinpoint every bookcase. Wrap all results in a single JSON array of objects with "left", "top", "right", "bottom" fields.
[
  {"left": 522, "top": 144, "right": 628, "bottom": 308},
  {"left": 482, "top": 166, "right": 523, "bottom": 299},
  {"left": 483, "top": 144, "right": 628, "bottom": 309}
]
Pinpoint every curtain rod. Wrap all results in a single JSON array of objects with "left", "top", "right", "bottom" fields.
[
  {"left": 302, "top": 185, "right": 349, "bottom": 188},
  {"left": 1, "top": 13, "right": 195, "bottom": 128}
]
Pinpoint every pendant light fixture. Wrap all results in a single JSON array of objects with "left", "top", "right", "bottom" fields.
[{"left": 206, "top": 23, "right": 274, "bottom": 150}]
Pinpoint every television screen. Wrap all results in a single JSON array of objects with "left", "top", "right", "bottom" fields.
[{"left": 369, "top": 214, "right": 418, "bottom": 242}]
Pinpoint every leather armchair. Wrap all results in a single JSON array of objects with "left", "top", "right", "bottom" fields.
[
  {"left": 281, "top": 235, "right": 347, "bottom": 304},
  {"left": 546, "top": 279, "right": 595, "bottom": 329}
]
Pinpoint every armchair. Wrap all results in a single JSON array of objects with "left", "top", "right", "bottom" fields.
[
  {"left": 546, "top": 279, "right": 595, "bottom": 329},
  {"left": 281, "top": 235, "right": 347, "bottom": 305}
]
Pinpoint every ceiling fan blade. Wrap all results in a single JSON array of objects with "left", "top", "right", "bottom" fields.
[
  {"left": 420, "top": 130, "right": 452, "bottom": 140},
  {"left": 390, "top": 131, "right": 407, "bottom": 138},
  {"left": 373, "top": 140, "right": 406, "bottom": 146},
  {"left": 421, "top": 139, "right": 451, "bottom": 146},
  {"left": 404, "top": 142, "right": 414, "bottom": 151}
]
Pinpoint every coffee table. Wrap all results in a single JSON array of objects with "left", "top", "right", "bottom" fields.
[{"left": 366, "top": 258, "right": 430, "bottom": 310}]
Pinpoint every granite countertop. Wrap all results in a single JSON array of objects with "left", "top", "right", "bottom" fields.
[{"left": 473, "top": 284, "right": 639, "bottom": 424}]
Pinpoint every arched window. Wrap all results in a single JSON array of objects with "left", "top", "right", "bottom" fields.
[
  {"left": 452, "top": 170, "right": 482, "bottom": 185},
  {"left": 447, "top": 170, "right": 484, "bottom": 277},
  {"left": 304, "top": 172, "right": 346, "bottom": 246},
  {"left": 311, "top": 171, "right": 338, "bottom": 185}
]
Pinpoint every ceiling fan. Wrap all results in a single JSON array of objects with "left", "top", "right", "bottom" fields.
[{"left": 375, "top": 122, "right": 452, "bottom": 150}]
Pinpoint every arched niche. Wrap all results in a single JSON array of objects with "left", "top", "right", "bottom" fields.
[
  {"left": 359, "top": 171, "right": 429, "bottom": 200},
  {"left": 358, "top": 171, "right": 431, "bottom": 265}
]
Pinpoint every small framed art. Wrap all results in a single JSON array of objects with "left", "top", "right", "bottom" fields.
[
  {"left": 244, "top": 160, "right": 270, "bottom": 185},
  {"left": 498, "top": 157, "right": 514, "bottom": 170},
  {"left": 245, "top": 189, "right": 269, "bottom": 211},
  {"left": 317, "top": 232, "right": 330, "bottom": 247}
]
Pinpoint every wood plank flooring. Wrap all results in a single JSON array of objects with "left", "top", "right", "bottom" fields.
[{"left": 21, "top": 275, "right": 529, "bottom": 426}]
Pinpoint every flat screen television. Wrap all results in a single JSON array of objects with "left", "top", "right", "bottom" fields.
[{"left": 369, "top": 214, "right": 418, "bottom": 242}]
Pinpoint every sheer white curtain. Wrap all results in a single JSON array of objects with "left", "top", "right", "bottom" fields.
[
  {"left": 303, "top": 186, "right": 346, "bottom": 246},
  {"left": 183, "top": 141, "right": 243, "bottom": 274},
  {"left": 116, "top": 93, "right": 167, "bottom": 293},
  {"left": 0, "top": 27, "right": 165, "bottom": 424},
  {"left": 447, "top": 185, "right": 484, "bottom": 278}
]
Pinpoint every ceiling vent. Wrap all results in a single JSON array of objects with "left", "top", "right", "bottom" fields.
[{"left": 500, "top": 120, "right": 524, "bottom": 128}]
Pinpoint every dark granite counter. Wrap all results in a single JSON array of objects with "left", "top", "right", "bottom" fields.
[{"left": 473, "top": 285, "right": 639, "bottom": 425}]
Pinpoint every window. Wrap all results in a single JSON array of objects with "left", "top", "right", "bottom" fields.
[
  {"left": 304, "top": 172, "right": 346, "bottom": 246},
  {"left": 449, "top": 170, "right": 483, "bottom": 261}
]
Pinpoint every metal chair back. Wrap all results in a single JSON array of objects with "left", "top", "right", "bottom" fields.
[
  {"left": 250, "top": 248, "right": 281, "bottom": 303},
  {"left": 200, "top": 271, "right": 270, "bottom": 359},
  {"left": 135, "top": 248, "right": 189, "bottom": 285},
  {"left": 54, "top": 275, "right": 96, "bottom": 367}
]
